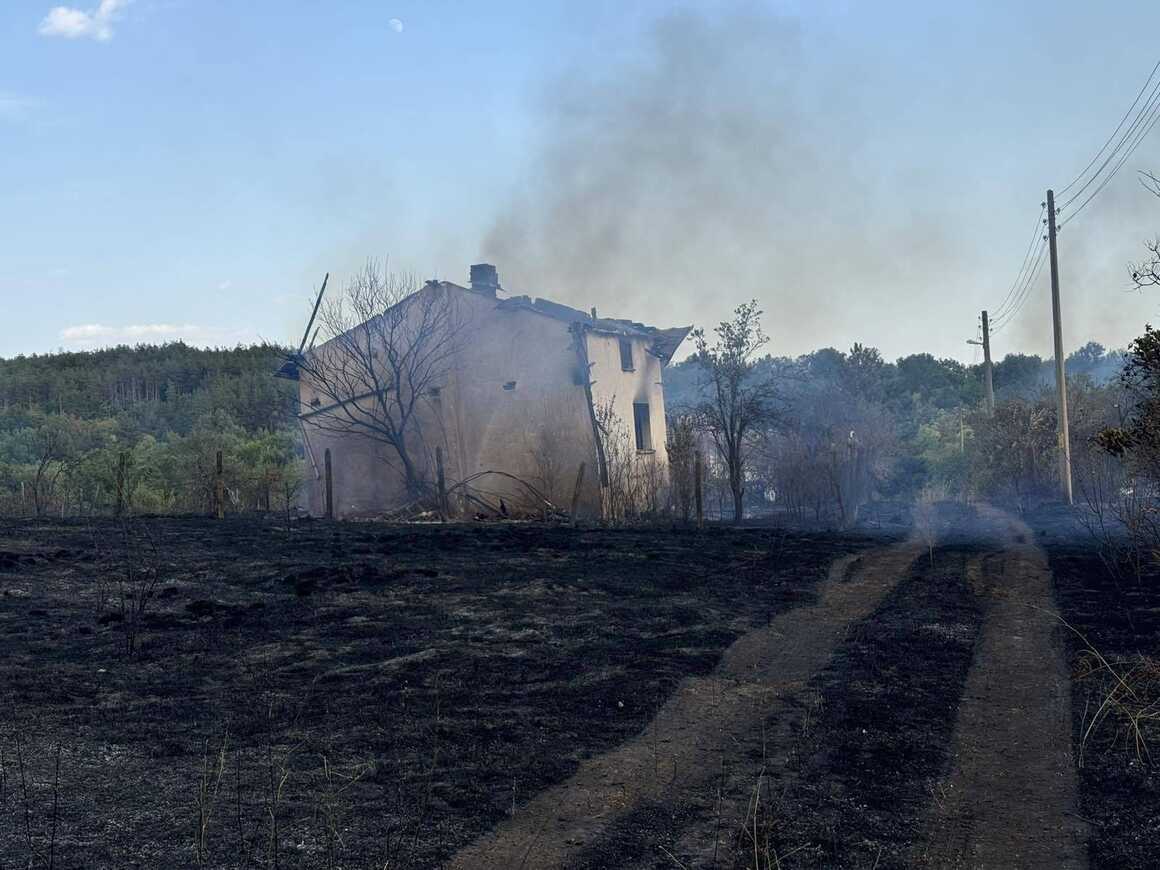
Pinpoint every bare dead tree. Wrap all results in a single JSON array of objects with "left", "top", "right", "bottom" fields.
[
  {"left": 1130, "top": 171, "right": 1160, "bottom": 289},
  {"left": 296, "top": 262, "right": 465, "bottom": 499},
  {"left": 691, "top": 301, "right": 781, "bottom": 524}
]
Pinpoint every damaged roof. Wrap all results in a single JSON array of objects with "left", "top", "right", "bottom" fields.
[{"left": 494, "top": 292, "right": 691, "bottom": 364}]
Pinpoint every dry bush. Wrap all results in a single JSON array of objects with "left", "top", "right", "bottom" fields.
[
  {"left": 914, "top": 485, "right": 945, "bottom": 564},
  {"left": 1050, "top": 609, "right": 1160, "bottom": 765},
  {"left": 665, "top": 414, "right": 697, "bottom": 523},
  {"left": 594, "top": 399, "right": 666, "bottom": 523},
  {"left": 90, "top": 521, "right": 163, "bottom": 657},
  {"left": 1076, "top": 650, "right": 1160, "bottom": 765}
]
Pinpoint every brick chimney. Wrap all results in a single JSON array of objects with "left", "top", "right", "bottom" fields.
[{"left": 470, "top": 263, "right": 500, "bottom": 297}]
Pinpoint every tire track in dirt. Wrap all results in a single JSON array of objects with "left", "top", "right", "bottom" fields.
[
  {"left": 447, "top": 538, "right": 923, "bottom": 870},
  {"left": 916, "top": 506, "right": 1087, "bottom": 869}
]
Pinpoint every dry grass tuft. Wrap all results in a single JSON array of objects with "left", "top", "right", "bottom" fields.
[{"left": 1076, "top": 649, "right": 1160, "bottom": 765}]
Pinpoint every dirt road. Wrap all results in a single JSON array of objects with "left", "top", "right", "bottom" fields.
[
  {"left": 449, "top": 507, "right": 1087, "bottom": 869},
  {"left": 916, "top": 507, "right": 1087, "bottom": 868},
  {"left": 448, "top": 539, "right": 925, "bottom": 869}
]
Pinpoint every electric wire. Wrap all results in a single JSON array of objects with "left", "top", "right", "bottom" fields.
[
  {"left": 1059, "top": 93, "right": 1160, "bottom": 228},
  {"left": 990, "top": 204, "right": 1046, "bottom": 323},
  {"left": 986, "top": 56, "right": 1160, "bottom": 336},
  {"left": 993, "top": 233, "right": 1047, "bottom": 328},
  {"left": 1057, "top": 58, "right": 1160, "bottom": 196},
  {"left": 992, "top": 236, "right": 1049, "bottom": 334},
  {"left": 993, "top": 237, "right": 1047, "bottom": 331},
  {"left": 1058, "top": 68, "right": 1160, "bottom": 214}
]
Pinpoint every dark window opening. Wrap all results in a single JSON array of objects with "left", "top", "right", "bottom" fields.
[
  {"left": 503, "top": 381, "right": 517, "bottom": 391},
  {"left": 619, "top": 338, "right": 634, "bottom": 371},
  {"left": 633, "top": 402, "right": 653, "bottom": 451}
]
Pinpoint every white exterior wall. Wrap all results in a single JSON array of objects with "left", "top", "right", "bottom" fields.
[
  {"left": 299, "top": 287, "right": 603, "bottom": 518},
  {"left": 297, "top": 283, "right": 677, "bottom": 519},
  {"left": 585, "top": 331, "right": 670, "bottom": 485}
]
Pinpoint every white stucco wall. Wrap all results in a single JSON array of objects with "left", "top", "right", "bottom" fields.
[{"left": 298, "top": 285, "right": 604, "bottom": 518}]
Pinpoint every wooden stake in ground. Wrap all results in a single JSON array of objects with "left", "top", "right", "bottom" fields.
[
  {"left": 695, "top": 451, "right": 704, "bottom": 529},
  {"left": 323, "top": 448, "right": 334, "bottom": 520},
  {"left": 436, "top": 445, "right": 448, "bottom": 521},
  {"left": 214, "top": 450, "right": 225, "bottom": 520},
  {"left": 115, "top": 450, "right": 128, "bottom": 518},
  {"left": 570, "top": 462, "right": 586, "bottom": 526}
]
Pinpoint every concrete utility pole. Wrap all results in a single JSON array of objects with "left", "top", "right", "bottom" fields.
[
  {"left": 1046, "top": 189, "right": 1074, "bottom": 505},
  {"left": 981, "top": 310, "right": 995, "bottom": 416}
]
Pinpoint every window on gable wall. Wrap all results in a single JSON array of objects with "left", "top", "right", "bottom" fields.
[
  {"left": 619, "top": 337, "right": 634, "bottom": 371},
  {"left": 633, "top": 402, "right": 653, "bottom": 451}
]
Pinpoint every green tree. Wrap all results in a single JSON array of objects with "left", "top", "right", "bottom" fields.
[{"left": 691, "top": 300, "right": 781, "bottom": 524}]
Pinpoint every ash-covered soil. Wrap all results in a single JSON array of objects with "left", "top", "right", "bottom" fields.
[
  {"left": 1031, "top": 507, "right": 1160, "bottom": 870},
  {"left": 0, "top": 517, "right": 878, "bottom": 869}
]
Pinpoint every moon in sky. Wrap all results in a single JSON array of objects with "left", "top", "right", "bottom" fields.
[{"left": 389, "top": 18, "right": 404, "bottom": 33}]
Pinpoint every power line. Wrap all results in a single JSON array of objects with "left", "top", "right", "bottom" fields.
[
  {"left": 992, "top": 239, "right": 1048, "bottom": 333},
  {"left": 1057, "top": 65, "right": 1160, "bottom": 216},
  {"left": 1057, "top": 58, "right": 1160, "bottom": 196},
  {"left": 992, "top": 235, "right": 1049, "bottom": 334},
  {"left": 1060, "top": 94, "right": 1160, "bottom": 227},
  {"left": 1059, "top": 74, "right": 1160, "bottom": 210},
  {"left": 993, "top": 234, "right": 1046, "bottom": 327},
  {"left": 986, "top": 56, "right": 1160, "bottom": 339},
  {"left": 991, "top": 204, "right": 1046, "bottom": 322}
]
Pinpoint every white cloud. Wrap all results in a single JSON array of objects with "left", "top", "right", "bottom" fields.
[
  {"left": 217, "top": 280, "right": 232, "bottom": 291},
  {"left": 60, "top": 323, "right": 256, "bottom": 348},
  {"left": 39, "top": 0, "right": 132, "bottom": 42},
  {"left": 389, "top": 18, "right": 404, "bottom": 33}
]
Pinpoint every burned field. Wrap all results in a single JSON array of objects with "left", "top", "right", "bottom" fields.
[
  {"left": 1037, "top": 522, "right": 1160, "bottom": 870},
  {"left": 1, "top": 509, "right": 1156, "bottom": 869},
  {"left": 0, "top": 517, "right": 879, "bottom": 869}
]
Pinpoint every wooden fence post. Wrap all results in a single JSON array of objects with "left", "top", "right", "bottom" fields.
[
  {"left": 694, "top": 451, "right": 704, "bottom": 529},
  {"left": 570, "top": 462, "right": 587, "bottom": 526},
  {"left": 323, "top": 448, "right": 334, "bottom": 520},
  {"left": 115, "top": 450, "right": 127, "bottom": 518},
  {"left": 435, "top": 446, "right": 448, "bottom": 521},
  {"left": 214, "top": 450, "right": 225, "bottom": 520}
]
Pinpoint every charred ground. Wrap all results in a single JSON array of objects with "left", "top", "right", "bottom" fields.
[
  {"left": 0, "top": 509, "right": 1155, "bottom": 869},
  {"left": 0, "top": 516, "right": 878, "bottom": 869}
]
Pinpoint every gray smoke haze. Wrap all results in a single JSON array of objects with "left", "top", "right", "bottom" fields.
[
  {"left": 482, "top": 8, "right": 966, "bottom": 356},
  {"left": 482, "top": 7, "right": 1160, "bottom": 363}
]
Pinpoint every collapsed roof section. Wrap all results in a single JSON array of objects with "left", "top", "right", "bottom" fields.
[{"left": 495, "top": 294, "right": 691, "bottom": 365}]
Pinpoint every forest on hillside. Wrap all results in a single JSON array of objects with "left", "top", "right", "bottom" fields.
[
  {"left": 0, "top": 343, "right": 300, "bottom": 516},
  {"left": 0, "top": 335, "right": 1129, "bottom": 520}
]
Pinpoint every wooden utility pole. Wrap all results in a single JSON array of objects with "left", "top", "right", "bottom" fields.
[
  {"left": 981, "top": 310, "right": 995, "bottom": 416},
  {"left": 323, "top": 448, "right": 334, "bottom": 520},
  {"left": 694, "top": 451, "right": 704, "bottom": 529},
  {"left": 1046, "top": 189, "right": 1074, "bottom": 505}
]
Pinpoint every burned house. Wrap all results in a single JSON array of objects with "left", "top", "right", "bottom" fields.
[{"left": 286, "top": 264, "right": 690, "bottom": 519}]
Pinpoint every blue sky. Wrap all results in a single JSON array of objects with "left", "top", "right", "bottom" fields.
[{"left": 2, "top": 1, "right": 1159, "bottom": 363}]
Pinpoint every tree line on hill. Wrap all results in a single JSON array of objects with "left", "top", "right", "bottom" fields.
[
  {"left": 0, "top": 325, "right": 1139, "bottom": 527},
  {"left": 0, "top": 343, "right": 300, "bottom": 516}
]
